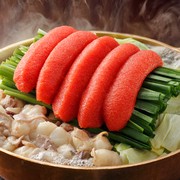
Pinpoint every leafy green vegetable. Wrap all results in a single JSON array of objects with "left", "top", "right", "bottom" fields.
[{"left": 115, "top": 37, "right": 149, "bottom": 50}]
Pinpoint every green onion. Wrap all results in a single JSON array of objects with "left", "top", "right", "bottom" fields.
[
  {"left": 131, "top": 118, "right": 154, "bottom": 137},
  {"left": 143, "top": 80, "right": 172, "bottom": 96},
  {"left": 120, "top": 127, "right": 150, "bottom": 144},
  {"left": 146, "top": 74, "right": 180, "bottom": 97},
  {"left": 108, "top": 132, "right": 151, "bottom": 150},
  {"left": 0, "top": 66, "right": 14, "bottom": 80},
  {"left": 2, "top": 78, "right": 16, "bottom": 89},
  {"left": 138, "top": 87, "right": 167, "bottom": 102},
  {"left": 0, "top": 83, "right": 51, "bottom": 109},
  {"left": 5, "top": 59, "right": 18, "bottom": 67},
  {"left": 147, "top": 74, "right": 173, "bottom": 83},
  {"left": 153, "top": 67, "right": 180, "bottom": 79},
  {"left": 132, "top": 110, "right": 154, "bottom": 124},
  {"left": 135, "top": 100, "right": 160, "bottom": 115},
  {"left": 34, "top": 29, "right": 47, "bottom": 42},
  {"left": 127, "top": 120, "right": 144, "bottom": 132}
]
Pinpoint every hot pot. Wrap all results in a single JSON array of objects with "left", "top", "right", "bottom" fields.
[{"left": 0, "top": 32, "right": 179, "bottom": 180}]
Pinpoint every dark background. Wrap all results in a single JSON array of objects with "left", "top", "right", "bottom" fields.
[{"left": 0, "top": 0, "right": 180, "bottom": 48}]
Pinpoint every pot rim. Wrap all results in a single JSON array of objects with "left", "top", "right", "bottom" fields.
[{"left": 0, "top": 147, "right": 180, "bottom": 170}]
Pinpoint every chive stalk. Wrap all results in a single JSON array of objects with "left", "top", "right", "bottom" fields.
[
  {"left": 2, "top": 78, "right": 16, "bottom": 89},
  {"left": 0, "top": 84, "right": 51, "bottom": 109},
  {"left": 153, "top": 67, "right": 180, "bottom": 79},
  {"left": 132, "top": 110, "right": 154, "bottom": 124},
  {"left": 135, "top": 100, "right": 160, "bottom": 115},
  {"left": 143, "top": 80, "right": 172, "bottom": 96},
  {"left": 127, "top": 120, "right": 144, "bottom": 132},
  {"left": 120, "top": 127, "right": 150, "bottom": 144},
  {"left": 147, "top": 74, "right": 173, "bottom": 82},
  {"left": 138, "top": 87, "right": 167, "bottom": 102}
]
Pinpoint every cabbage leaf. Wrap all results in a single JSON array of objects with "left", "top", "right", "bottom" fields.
[
  {"left": 115, "top": 38, "right": 149, "bottom": 50},
  {"left": 151, "top": 113, "right": 180, "bottom": 152},
  {"left": 114, "top": 143, "right": 158, "bottom": 164}
]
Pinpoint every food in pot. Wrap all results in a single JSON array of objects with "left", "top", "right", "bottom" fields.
[{"left": 0, "top": 26, "right": 179, "bottom": 167}]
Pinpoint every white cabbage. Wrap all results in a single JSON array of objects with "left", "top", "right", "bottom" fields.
[
  {"left": 151, "top": 113, "right": 180, "bottom": 152},
  {"left": 115, "top": 143, "right": 158, "bottom": 164},
  {"left": 164, "top": 95, "right": 180, "bottom": 115}
]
